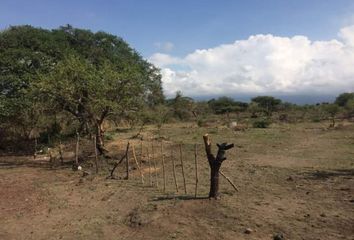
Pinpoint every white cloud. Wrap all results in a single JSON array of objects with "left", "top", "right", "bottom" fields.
[
  {"left": 149, "top": 25, "right": 354, "bottom": 98},
  {"left": 154, "top": 41, "right": 174, "bottom": 52},
  {"left": 339, "top": 25, "right": 354, "bottom": 46},
  {"left": 149, "top": 53, "right": 182, "bottom": 67}
]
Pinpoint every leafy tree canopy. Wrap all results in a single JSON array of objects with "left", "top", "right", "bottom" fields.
[
  {"left": 208, "top": 96, "right": 248, "bottom": 114},
  {"left": 251, "top": 96, "right": 282, "bottom": 116},
  {"left": 335, "top": 92, "right": 354, "bottom": 107},
  {"left": 0, "top": 25, "right": 164, "bottom": 150}
]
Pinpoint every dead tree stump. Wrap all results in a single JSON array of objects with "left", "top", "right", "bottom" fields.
[{"left": 203, "top": 134, "right": 234, "bottom": 199}]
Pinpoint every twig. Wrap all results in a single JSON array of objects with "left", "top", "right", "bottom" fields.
[
  {"left": 219, "top": 170, "right": 239, "bottom": 192},
  {"left": 109, "top": 142, "right": 130, "bottom": 179}
]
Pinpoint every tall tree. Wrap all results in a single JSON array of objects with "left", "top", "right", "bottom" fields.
[
  {"left": 335, "top": 92, "right": 354, "bottom": 107},
  {"left": 251, "top": 96, "right": 282, "bottom": 116},
  {"left": 0, "top": 25, "right": 164, "bottom": 152}
]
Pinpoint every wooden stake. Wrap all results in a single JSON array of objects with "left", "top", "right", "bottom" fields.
[
  {"left": 194, "top": 144, "right": 198, "bottom": 198},
  {"left": 132, "top": 145, "right": 144, "bottom": 184},
  {"left": 126, "top": 141, "right": 130, "bottom": 179},
  {"left": 59, "top": 140, "right": 64, "bottom": 165},
  {"left": 220, "top": 170, "right": 239, "bottom": 192},
  {"left": 147, "top": 147, "right": 152, "bottom": 186},
  {"left": 109, "top": 142, "right": 130, "bottom": 179},
  {"left": 48, "top": 148, "right": 53, "bottom": 166},
  {"left": 152, "top": 142, "right": 158, "bottom": 187},
  {"left": 93, "top": 136, "right": 99, "bottom": 173},
  {"left": 179, "top": 144, "right": 187, "bottom": 194},
  {"left": 171, "top": 146, "right": 178, "bottom": 192},
  {"left": 140, "top": 140, "right": 143, "bottom": 166},
  {"left": 33, "top": 138, "right": 37, "bottom": 159},
  {"left": 75, "top": 132, "right": 80, "bottom": 166},
  {"left": 161, "top": 142, "right": 166, "bottom": 192}
]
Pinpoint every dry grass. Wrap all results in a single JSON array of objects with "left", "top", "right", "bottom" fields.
[{"left": 0, "top": 121, "right": 353, "bottom": 240}]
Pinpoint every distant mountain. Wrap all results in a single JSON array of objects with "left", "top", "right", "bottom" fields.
[{"left": 190, "top": 94, "right": 336, "bottom": 105}]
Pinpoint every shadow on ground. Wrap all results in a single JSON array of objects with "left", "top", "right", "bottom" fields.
[
  {"left": 152, "top": 195, "right": 210, "bottom": 201},
  {"left": 305, "top": 169, "right": 354, "bottom": 180}
]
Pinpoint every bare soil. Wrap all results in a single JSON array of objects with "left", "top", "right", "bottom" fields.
[{"left": 1, "top": 122, "right": 353, "bottom": 240}]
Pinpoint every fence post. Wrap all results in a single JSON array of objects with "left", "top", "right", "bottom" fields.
[
  {"left": 171, "top": 146, "right": 178, "bottom": 192},
  {"left": 161, "top": 142, "right": 166, "bottom": 192},
  {"left": 194, "top": 144, "right": 198, "bottom": 198},
  {"left": 179, "top": 144, "right": 187, "bottom": 194}
]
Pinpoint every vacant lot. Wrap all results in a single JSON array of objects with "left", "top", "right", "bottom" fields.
[{"left": 1, "top": 122, "right": 353, "bottom": 240}]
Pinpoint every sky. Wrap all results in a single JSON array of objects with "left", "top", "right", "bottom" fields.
[{"left": 1, "top": 0, "right": 354, "bottom": 102}]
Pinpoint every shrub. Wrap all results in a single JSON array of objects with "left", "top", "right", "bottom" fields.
[
  {"left": 252, "top": 118, "right": 271, "bottom": 128},
  {"left": 104, "top": 132, "right": 115, "bottom": 141},
  {"left": 311, "top": 117, "right": 321, "bottom": 123}
]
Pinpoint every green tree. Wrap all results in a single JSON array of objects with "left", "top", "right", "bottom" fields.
[
  {"left": 0, "top": 25, "right": 164, "bottom": 153},
  {"left": 168, "top": 91, "right": 194, "bottom": 120},
  {"left": 335, "top": 92, "right": 354, "bottom": 107},
  {"left": 251, "top": 96, "right": 282, "bottom": 116},
  {"left": 247, "top": 102, "right": 262, "bottom": 118},
  {"left": 39, "top": 54, "right": 161, "bottom": 153},
  {"left": 208, "top": 97, "right": 248, "bottom": 114},
  {"left": 0, "top": 26, "right": 58, "bottom": 139},
  {"left": 322, "top": 104, "right": 340, "bottom": 128},
  {"left": 345, "top": 99, "right": 354, "bottom": 118}
]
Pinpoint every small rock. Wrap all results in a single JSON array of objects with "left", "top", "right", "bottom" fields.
[
  {"left": 244, "top": 228, "right": 253, "bottom": 234},
  {"left": 320, "top": 213, "right": 326, "bottom": 217},
  {"left": 286, "top": 176, "right": 294, "bottom": 181},
  {"left": 273, "top": 233, "right": 284, "bottom": 240}
]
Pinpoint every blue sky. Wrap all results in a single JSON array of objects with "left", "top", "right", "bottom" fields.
[
  {"left": 1, "top": 0, "right": 354, "bottom": 102},
  {"left": 1, "top": 0, "right": 354, "bottom": 57}
]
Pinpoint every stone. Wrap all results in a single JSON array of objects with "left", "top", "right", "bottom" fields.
[{"left": 273, "top": 233, "right": 284, "bottom": 240}]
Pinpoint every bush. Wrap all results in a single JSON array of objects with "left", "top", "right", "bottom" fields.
[
  {"left": 311, "top": 117, "right": 321, "bottom": 123},
  {"left": 104, "top": 132, "right": 115, "bottom": 141},
  {"left": 252, "top": 118, "right": 271, "bottom": 128},
  {"left": 197, "top": 118, "right": 207, "bottom": 127}
]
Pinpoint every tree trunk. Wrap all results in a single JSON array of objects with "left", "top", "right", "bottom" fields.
[
  {"left": 209, "top": 161, "right": 221, "bottom": 198},
  {"left": 95, "top": 121, "right": 105, "bottom": 154},
  {"left": 203, "top": 134, "right": 234, "bottom": 199}
]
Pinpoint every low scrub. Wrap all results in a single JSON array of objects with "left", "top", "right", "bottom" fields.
[{"left": 252, "top": 118, "right": 271, "bottom": 128}]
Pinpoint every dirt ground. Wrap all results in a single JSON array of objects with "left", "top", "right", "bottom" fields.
[{"left": 1, "top": 122, "right": 353, "bottom": 240}]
